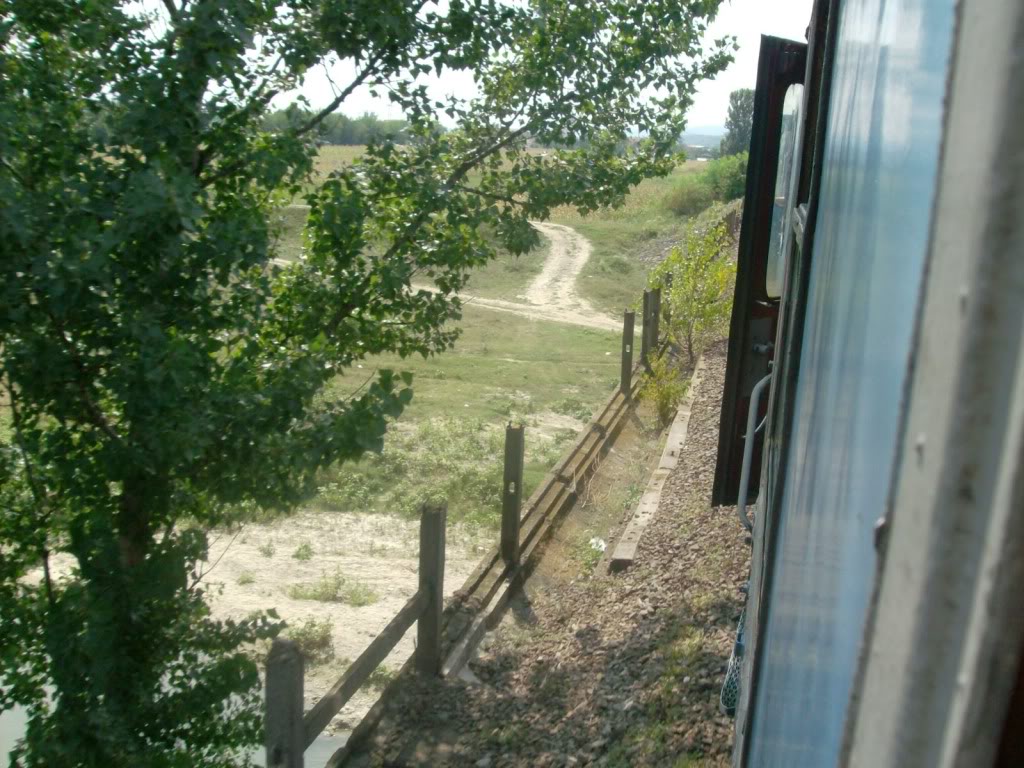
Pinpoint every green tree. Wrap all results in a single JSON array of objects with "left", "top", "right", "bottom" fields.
[
  {"left": 0, "top": 0, "right": 733, "bottom": 764},
  {"left": 719, "top": 87, "right": 755, "bottom": 156},
  {"left": 652, "top": 208, "right": 737, "bottom": 366}
]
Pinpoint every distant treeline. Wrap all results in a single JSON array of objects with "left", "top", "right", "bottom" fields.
[{"left": 262, "top": 110, "right": 410, "bottom": 145}]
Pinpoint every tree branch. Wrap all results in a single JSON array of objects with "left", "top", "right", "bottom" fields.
[
  {"left": 46, "top": 314, "right": 125, "bottom": 446},
  {"left": 323, "top": 122, "right": 533, "bottom": 335},
  {"left": 161, "top": 0, "right": 180, "bottom": 23},
  {"left": 454, "top": 184, "right": 526, "bottom": 207},
  {"left": 292, "top": 53, "right": 385, "bottom": 138}
]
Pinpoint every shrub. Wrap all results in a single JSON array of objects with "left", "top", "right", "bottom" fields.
[
  {"left": 292, "top": 542, "right": 313, "bottom": 561},
  {"left": 701, "top": 152, "right": 748, "bottom": 202},
  {"left": 664, "top": 154, "right": 747, "bottom": 219},
  {"left": 287, "top": 619, "right": 334, "bottom": 666},
  {"left": 288, "top": 570, "right": 379, "bottom": 606},
  {"left": 366, "top": 666, "right": 398, "bottom": 690},
  {"left": 258, "top": 541, "right": 276, "bottom": 558},
  {"left": 237, "top": 571, "right": 256, "bottom": 586},
  {"left": 553, "top": 397, "right": 593, "bottom": 422},
  {"left": 651, "top": 212, "right": 737, "bottom": 366},
  {"left": 573, "top": 535, "right": 606, "bottom": 574},
  {"left": 663, "top": 174, "right": 714, "bottom": 217},
  {"left": 640, "top": 354, "right": 689, "bottom": 427}
]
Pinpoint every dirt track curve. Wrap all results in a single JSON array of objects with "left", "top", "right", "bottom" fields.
[
  {"left": 490, "top": 222, "right": 618, "bottom": 331},
  {"left": 275, "top": 209, "right": 619, "bottom": 332},
  {"left": 421, "top": 221, "right": 619, "bottom": 332}
]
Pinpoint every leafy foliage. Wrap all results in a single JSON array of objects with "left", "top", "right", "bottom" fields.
[
  {"left": 0, "top": 0, "right": 733, "bottom": 763},
  {"left": 651, "top": 208, "right": 737, "bottom": 365},
  {"left": 287, "top": 570, "right": 378, "bottom": 606},
  {"left": 701, "top": 152, "right": 749, "bottom": 202},
  {"left": 664, "top": 153, "right": 747, "bottom": 217},
  {"left": 663, "top": 173, "right": 714, "bottom": 217},
  {"left": 720, "top": 88, "right": 755, "bottom": 156},
  {"left": 640, "top": 354, "right": 689, "bottom": 426}
]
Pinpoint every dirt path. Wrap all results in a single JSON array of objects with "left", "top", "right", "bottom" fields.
[
  {"left": 422, "top": 222, "right": 619, "bottom": 332},
  {"left": 274, "top": 207, "right": 618, "bottom": 332},
  {"left": 348, "top": 342, "right": 749, "bottom": 767}
]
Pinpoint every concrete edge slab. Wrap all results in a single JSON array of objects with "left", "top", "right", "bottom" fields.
[{"left": 608, "top": 355, "right": 706, "bottom": 572}]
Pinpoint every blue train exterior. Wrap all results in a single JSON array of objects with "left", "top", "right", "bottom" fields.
[{"left": 715, "top": 1, "right": 1024, "bottom": 766}]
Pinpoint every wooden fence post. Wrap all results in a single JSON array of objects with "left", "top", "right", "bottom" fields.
[
  {"left": 651, "top": 287, "right": 662, "bottom": 353},
  {"left": 663, "top": 273, "right": 673, "bottom": 327},
  {"left": 501, "top": 424, "right": 525, "bottom": 565},
  {"left": 620, "top": 310, "right": 635, "bottom": 397},
  {"left": 640, "top": 289, "right": 652, "bottom": 368},
  {"left": 416, "top": 502, "right": 446, "bottom": 676},
  {"left": 266, "top": 638, "right": 304, "bottom": 768}
]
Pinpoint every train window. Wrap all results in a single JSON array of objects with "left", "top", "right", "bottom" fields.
[{"left": 765, "top": 85, "right": 803, "bottom": 299}]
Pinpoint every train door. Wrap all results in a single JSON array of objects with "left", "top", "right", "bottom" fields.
[{"left": 711, "top": 35, "right": 806, "bottom": 508}]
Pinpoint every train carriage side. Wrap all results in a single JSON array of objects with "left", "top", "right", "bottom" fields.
[{"left": 715, "top": 0, "right": 1024, "bottom": 766}]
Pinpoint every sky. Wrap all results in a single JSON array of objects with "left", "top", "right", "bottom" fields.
[
  {"left": 687, "top": 0, "right": 813, "bottom": 130},
  {"left": 288, "top": 0, "right": 814, "bottom": 133}
]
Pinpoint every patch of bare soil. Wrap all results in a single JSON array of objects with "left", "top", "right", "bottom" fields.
[
  {"left": 203, "top": 510, "right": 486, "bottom": 734},
  {"left": 348, "top": 341, "right": 749, "bottom": 767}
]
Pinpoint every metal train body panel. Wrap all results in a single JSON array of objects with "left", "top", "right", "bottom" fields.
[{"left": 718, "top": 0, "right": 1024, "bottom": 765}]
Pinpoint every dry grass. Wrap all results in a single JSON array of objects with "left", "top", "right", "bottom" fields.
[{"left": 311, "top": 145, "right": 365, "bottom": 182}]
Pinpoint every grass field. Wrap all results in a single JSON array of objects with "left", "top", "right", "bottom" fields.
[
  {"left": 0, "top": 146, "right": 694, "bottom": 531},
  {"left": 314, "top": 304, "right": 621, "bottom": 528},
  {"left": 260, "top": 147, "right": 705, "bottom": 529}
]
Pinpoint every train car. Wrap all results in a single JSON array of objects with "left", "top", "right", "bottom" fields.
[{"left": 714, "top": 0, "right": 1023, "bottom": 765}]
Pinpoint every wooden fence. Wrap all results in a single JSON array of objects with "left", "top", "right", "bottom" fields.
[
  {"left": 265, "top": 503, "right": 445, "bottom": 768},
  {"left": 264, "top": 282, "right": 668, "bottom": 767}
]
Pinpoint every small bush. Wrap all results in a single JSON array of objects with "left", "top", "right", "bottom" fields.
[
  {"left": 651, "top": 211, "right": 736, "bottom": 366},
  {"left": 292, "top": 542, "right": 313, "bottom": 561},
  {"left": 258, "top": 541, "right": 275, "bottom": 558},
  {"left": 342, "top": 581, "right": 379, "bottom": 607},
  {"left": 288, "top": 570, "right": 379, "bottom": 606},
  {"left": 237, "top": 571, "right": 256, "bottom": 586},
  {"left": 640, "top": 354, "right": 689, "bottom": 427},
  {"left": 287, "top": 618, "right": 334, "bottom": 666},
  {"left": 664, "top": 154, "right": 748, "bottom": 219},
  {"left": 663, "top": 174, "right": 714, "bottom": 217},
  {"left": 573, "top": 535, "right": 606, "bottom": 574},
  {"left": 701, "top": 152, "right": 748, "bottom": 202},
  {"left": 366, "top": 666, "right": 397, "bottom": 690}
]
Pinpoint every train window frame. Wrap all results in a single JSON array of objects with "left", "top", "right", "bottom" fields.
[{"left": 711, "top": 35, "right": 808, "bottom": 508}]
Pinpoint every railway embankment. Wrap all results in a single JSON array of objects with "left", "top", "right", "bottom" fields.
[{"left": 346, "top": 341, "right": 748, "bottom": 767}]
